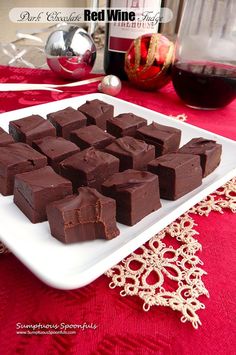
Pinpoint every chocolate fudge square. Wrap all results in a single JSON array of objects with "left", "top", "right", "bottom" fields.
[
  {"left": 148, "top": 153, "right": 202, "bottom": 200},
  {"left": 47, "top": 107, "right": 87, "bottom": 139},
  {"left": 59, "top": 147, "right": 119, "bottom": 191},
  {"left": 0, "top": 127, "right": 14, "bottom": 146},
  {"left": 107, "top": 113, "right": 147, "bottom": 138},
  {"left": 14, "top": 166, "right": 73, "bottom": 223},
  {"left": 0, "top": 143, "right": 47, "bottom": 196},
  {"left": 136, "top": 122, "right": 181, "bottom": 157},
  {"left": 70, "top": 125, "right": 115, "bottom": 150},
  {"left": 46, "top": 187, "right": 120, "bottom": 243},
  {"left": 105, "top": 136, "right": 155, "bottom": 171},
  {"left": 32, "top": 136, "right": 80, "bottom": 173},
  {"left": 9, "top": 114, "right": 56, "bottom": 146},
  {"left": 102, "top": 169, "right": 161, "bottom": 226},
  {"left": 78, "top": 99, "right": 114, "bottom": 129},
  {"left": 178, "top": 138, "right": 222, "bottom": 177}
]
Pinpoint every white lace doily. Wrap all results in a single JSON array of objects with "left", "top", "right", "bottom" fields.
[{"left": 106, "top": 177, "right": 236, "bottom": 329}]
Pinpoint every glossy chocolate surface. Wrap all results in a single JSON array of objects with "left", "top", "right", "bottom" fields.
[
  {"left": 0, "top": 127, "right": 14, "bottom": 146},
  {"left": 9, "top": 115, "right": 56, "bottom": 146},
  {"left": 59, "top": 147, "right": 119, "bottom": 191},
  {"left": 136, "top": 122, "right": 181, "bottom": 157},
  {"left": 78, "top": 99, "right": 114, "bottom": 130},
  {"left": 70, "top": 125, "right": 115, "bottom": 150},
  {"left": 0, "top": 143, "right": 47, "bottom": 196},
  {"left": 107, "top": 113, "right": 147, "bottom": 138},
  {"left": 47, "top": 107, "right": 87, "bottom": 139},
  {"left": 14, "top": 166, "right": 72, "bottom": 223},
  {"left": 148, "top": 153, "right": 202, "bottom": 200},
  {"left": 102, "top": 169, "right": 161, "bottom": 226},
  {"left": 105, "top": 136, "right": 155, "bottom": 171},
  {"left": 178, "top": 138, "right": 222, "bottom": 177},
  {"left": 32, "top": 136, "right": 80, "bottom": 172}
]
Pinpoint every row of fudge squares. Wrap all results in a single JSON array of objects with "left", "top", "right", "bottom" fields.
[
  {"left": 5, "top": 106, "right": 180, "bottom": 160},
  {"left": 3, "top": 96, "right": 180, "bottom": 156},
  {"left": 7, "top": 99, "right": 114, "bottom": 145},
  {"left": 0, "top": 145, "right": 221, "bottom": 245},
  {"left": 30, "top": 131, "right": 222, "bottom": 180},
  {"left": 5, "top": 105, "right": 220, "bottom": 178},
  {"left": 12, "top": 154, "right": 220, "bottom": 244},
  {"left": 0, "top": 142, "right": 137, "bottom": 196},
  {"left": 59, "top": 136, "right": 222, "bottom": 186},
  {"left": 54, "top": 118, "right": 181, "bottom": 158},
  {"left": 7, "top": 99, "right": 168, "bottom": 144},
  {"left": 2, "top": 114, "right": 222, "bottom": 180},
  {"left": 0, "top": 136, "right": 221, "bottom": 198},
  {"left": 48, "top": 170, "right": 162, "bottom": 243},
  {"left": 0, "top": 94, "right": 221, "bottom": 174},
  {"left": 0, "top": 140, "right": 153, "bottom": 195},
  {"left": 67, "top": 118, "right": 221, "bottom": 178},
  {"left": 58, "top": 149, "right": 206, "bottom": 200},
  {"left": 8, "top": 111, "right": 180, "bottom": 158},
  {"left": 14, "top": 112, "right": 182, "bottom": 158},
  {"left": 13, "top": 167, "right": 161, "bottom": 243},
  {"left": 48, "top": 101, "right": 150, "bottom": 136}
]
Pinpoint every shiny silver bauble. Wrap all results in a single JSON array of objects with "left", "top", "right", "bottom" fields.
[
  {"left": 98, "top": 75, "right": 122, "bottom": 96},
  {"left": 45, "top": 26, "right": 96, "bottom": 80}
]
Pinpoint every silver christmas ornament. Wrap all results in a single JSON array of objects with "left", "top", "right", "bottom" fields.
[
  {"left": 45, "top": 26, "right": 96, "bottom": 80},
  {"left": 98, "top": 75, "right": 122, "bottom": 96}
]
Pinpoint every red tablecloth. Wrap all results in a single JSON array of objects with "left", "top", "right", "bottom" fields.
[{"left": 0, "top": 66, "right": 235, "bottom": 355}]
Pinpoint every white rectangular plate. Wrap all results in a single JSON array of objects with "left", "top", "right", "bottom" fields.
[{"left": 0, "top": 93, "right": 235, "bottom": 290}]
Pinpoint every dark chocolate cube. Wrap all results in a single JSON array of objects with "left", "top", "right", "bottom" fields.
[
  {"left": 107, "top": 113, "right": 147, "bottom": 138},
  {"left": 78, "top": 99, "right": 114, "bottom": 130},
  {"left": 47, "top": 107, "right": 87, "bottom": 139},
  {"left": 59, "top": 147, "right": 119, "bottom": 192},
  {"left": 70, "top": 125, "right": 115, "bottom": 150},
  {"left": 9, "top": 115, "right": 56, "bottom": 146},
  {"left": 102, "top": 169, "right": 161, "bottom": 226},
  {"left": 14, "top": 166, "right": 73, "bottom": 223},
  {"left": 105, "top": 136, "right": 155, "bottom": 171},
  {"left": 136, "top": 122, "right": 181, "bottom": 157},
  {"left": 32, "top": 136, "right": 80, "bottom": 173},
  {"left": 178, "top": 138, "right": 222, "bottom": 177},
  {"left": 0, "top": 127, "right": 14, "bottom": 146},
  {"left": 148, "top": 153, "right": 202, "bottom": 200},
  {"left": 46, "top": 187, "right": 120, "bottom": 243},
  {"left": 0, "top": 143, "right": 47, "bottom": 196}
]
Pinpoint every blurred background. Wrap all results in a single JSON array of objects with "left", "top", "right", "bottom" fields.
[{"left": 0, "top": 0, "right": 185, "bottom": 72}]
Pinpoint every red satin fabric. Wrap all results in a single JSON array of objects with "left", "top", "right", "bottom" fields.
[{"left": 0, "top": 66, "right": 235, "bottom": 354}]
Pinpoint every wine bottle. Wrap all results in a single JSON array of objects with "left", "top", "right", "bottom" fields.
[{"left": 104, "top": 0, "right": 162, "bottom": 79}]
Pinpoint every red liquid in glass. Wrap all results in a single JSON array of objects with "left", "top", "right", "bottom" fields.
[{"left": 172, "top": 62, "right": 236, "bottom": 109}]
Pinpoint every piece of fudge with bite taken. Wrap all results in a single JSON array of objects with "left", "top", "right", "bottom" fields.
[{"left": 46, "top": 187, "right": 120, "bottom": 243}]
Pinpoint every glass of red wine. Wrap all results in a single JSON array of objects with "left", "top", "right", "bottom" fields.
[{"left": 172, "top": 0, "right": 236, "bottom": 109}]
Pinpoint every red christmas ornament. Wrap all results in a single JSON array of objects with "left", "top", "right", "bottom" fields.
[{"left": 125, "top": 34, "right": 174, "bottom": 91}]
